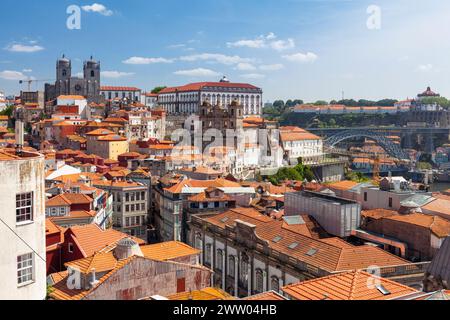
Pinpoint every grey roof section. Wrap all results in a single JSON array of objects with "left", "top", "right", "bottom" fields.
[
  {"left": 348, "top": 182, "right": 375, "bottom": 194},
  {"left": 283, "top": 215, "right": 305, "bottom": 226},
  {"left": 400, "top": 194, "right": 435, "bottom": 208},
  {"left": 427, "top": 236, "right": 450, "bottom": 285},
  {"left": 425, "top": 290, "right": 450, "bottom": 300}
]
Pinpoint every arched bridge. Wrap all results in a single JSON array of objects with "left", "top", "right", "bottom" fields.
[{"left": 324, "top": 129, "right": 410, "bottom": 160}]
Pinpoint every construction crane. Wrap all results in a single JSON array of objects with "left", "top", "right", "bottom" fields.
[{"left": 19, "top": 78, "right": 54, "bottom": 91}]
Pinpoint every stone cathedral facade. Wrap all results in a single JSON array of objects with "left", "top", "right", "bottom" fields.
[{"left": 45, "top": 55, "right": 102, "bottom": 103}]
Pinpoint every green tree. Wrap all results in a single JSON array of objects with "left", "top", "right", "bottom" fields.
[
  {"left": 151, "top": 86, "right": 167, "bottom": 94},
  {"left": 417, "top": 162, "right": 433, "bottom": 170},
  {"left": 273, "top": 100, "right": 285, "bottom": 110},
  {"left": 0, "top": 105, "right": 13, "bottom": 117},
  {"left": 420, "top": 97, "right": 450, "bottom": 108}
]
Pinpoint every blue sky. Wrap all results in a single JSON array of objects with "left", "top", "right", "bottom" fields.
[{"left": 1, "top": 0, "right": 450, "bottom": 102}]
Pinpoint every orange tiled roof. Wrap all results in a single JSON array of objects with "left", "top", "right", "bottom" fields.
[
  {"left": 280, "top": 131, "right": 321, "bottom": 142},
  {"left": 46, "top": 193, "right": 93, "bottom": 207},
  {"left": 422, "top": 199, "right": 450, "bottom": 217},
  {"left": 86, "top": 128, "right": 115, "bottom": 136},
  {"left": 243, "top": 291, "right": 286, "bottom": 300},
  {"left": 140, "top": 241, "right": 200, "bottom": 261},
  {"left": 50, "top": 172, "right": 104, "bottom": 183},
  {"left": 165, "top": 178, "right": 241, "bottom": 194},
  {"left": 159, "top": 82, "right": 259, "bottom": 94},
  {"left": 93, "top": 179, "right": 144, "bottom": 188},
  {"left": 58, "top": 95, "right": 86, "bottom": 100},
  {"left": 361, "top": 209, "right": 398, "bottom": 220},
  {"left": 188, "top": 191, "right": 232, "bottom": 202},
  {"left": 66, "top": 224, "right": 145, "bottom": 257},
  {"left": 46, "top": 218, "right": 62, "bottom": 235},
  {"left": 384, "top": 213, "right": 450, "bottom": 238},
  {"left": 97, "top": 134, "right": 127, "bottom": 142},
  {"left": 167, "top": 287, "right": 234, "bottom": 300},
  {"left": 101, "top": 86, "right": 141, "bottom": 92},
  {"left": 282, "top": 270, "right": 418, "bottom": 300},
  {"left": 327, "top": 180, "right": 360, "bottom": 191}
]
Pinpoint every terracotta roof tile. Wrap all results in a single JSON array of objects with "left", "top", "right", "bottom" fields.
[
  {"left": 167, "top": 287, "right": 234, "bottom": 300},
  {"left": 282, "top": 270, "right": 418, "bottom": 300},
  {"left": 243, "top": 291, "right": 287, "bottom": 300},
  {"left": 66, "top": 224, "right": 145, "bottom": 257}
]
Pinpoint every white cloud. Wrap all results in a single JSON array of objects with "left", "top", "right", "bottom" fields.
[
  {"left": 168, "top": 44, "right": 186, "bottom": 49},
  {"left": 81, "top": 3, "right": 113, "bottom": 16},
  {"left": 266, "top": 32, "right": 276, "bottom": 40},
  {"left": 22, "top": 69, "right": 33, "bottom": 73},
  {"left": 174, "top": 68, "right": 220, "bottom": 77},
  {"left": 235, "top": 63, "right": 257, "bottom": 71},
  {"left": 416, "top": 64, "right": 434, "bottom": 72},
  {"left": 270, "top": 39, "right": 295, "bottom": 51},
  {"left": 259, "top": 64, "right": 284, "bottom": 71},
  {"left": 0, "top": 70, "right": 28, "bottom": 80},
  {"left": 227, "top": 39, "right": 265, "bottom": 49},
  {"left": 227, "top": 33, "right": 295, "bottom": 51},
  {"left": 240, "top": 73, "right": 266, "bottom": 79},
  {"left": 6, "top": 44, "right": 44, "bottom": 53},
  {"left": 101, "top": 71, "right": 135, "bottom": 78},
  {"left": 123, "top": 56, "right": 174, "bottom": 64},
  {"left": 180, "top": 53, "right": 253, "bottom": 65},
  {"left": 282, "top": 52, "right": 318, "bottom": 63}
]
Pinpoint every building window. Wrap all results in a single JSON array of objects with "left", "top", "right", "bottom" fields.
[
  {"left": 364, "top": 192, "right": 368, "bottom": 202},
  {"left": 16, "top": 192, "right": 33, "bottom": 223},
  {"left": 91, "top": 70, "right": 95, "bottom": 77},
  {"left": 271, "top": 276, "right": 280, "bottom": 293},
  {"left": 205, "top": 244, "right": 212, "bottom": 265},
  {"left": 17, "top": 253, "right": 34, "bottom": 285},
  {"left": 216, "top": 249, "right": 223, "bottom": 271},
  {"left": 240, "top": 254, "right": 249, "bottom": 286},
  {"left": 68, "top": 243, "right": 74, "bottom": 253},
  {"left": 255, "top": 269, "right": 264, "bottom": 293},
  {"left": 229, "top": 256, "right": 235, "bottom": 277},
  {"left": 389, "top": 197, "right": 393, "bottom": 208}
]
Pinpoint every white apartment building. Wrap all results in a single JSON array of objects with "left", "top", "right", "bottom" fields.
[
  {"left": 100, "top": 86, "right": 142, "bottom": 102},
  {"left": 280, "top": 127, "right": 323, "bottom": 165},
  {"left": 56, "top": 95, "right": 88, "bottom": 118},
  {"left": 0, "top": 91, "right": 6, "bottom": 112},
  {"left": 158, "top": 78, "right": 263, "bottom": 116},
  {"left": 142, "top": 93, "right": 158, "bottom": 108},
  {"left": 0, "top": 149, "right": 46, "bottom": 300}
]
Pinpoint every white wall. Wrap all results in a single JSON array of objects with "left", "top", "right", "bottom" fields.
[{"left": 0, "top": 153, "right": 46, "bottom": 300}]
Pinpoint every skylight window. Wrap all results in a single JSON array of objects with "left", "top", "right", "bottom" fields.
[
  {"left": 376, "top": 284, "right": 391, "bottom": 296},
  {"left": 220, "top": 217, "right": 229, "bottom": 223},
  {"left": 288, "top": 242, "right": 298, "bottom": 249},
  {"left": 306, "top": 248, "right": 318, "bottom": 256},
  {"left": 272, "top": 236, "right": 283, "bottom": 243}
]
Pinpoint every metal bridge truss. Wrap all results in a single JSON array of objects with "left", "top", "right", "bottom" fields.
[{"left": 324, "top": 129, "right": 409, "bottom": 161}]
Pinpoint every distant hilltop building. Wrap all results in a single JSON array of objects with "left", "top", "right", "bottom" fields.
[
  {"left": 417, "top": 86, "right": 440, "bottom": 99},
  {"left": 158, "top": 76, "right": 263, "bottom": 117},
  {"left": 45, "top": 55, "right": 101, "bottom": 103}
]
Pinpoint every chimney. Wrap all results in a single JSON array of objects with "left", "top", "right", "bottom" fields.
[
  {"left": 90, "top": 268, "right": 100, "bottom": 287},
  {"left": 15, "top": 120, "right": 24, "bottom": 156}
]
